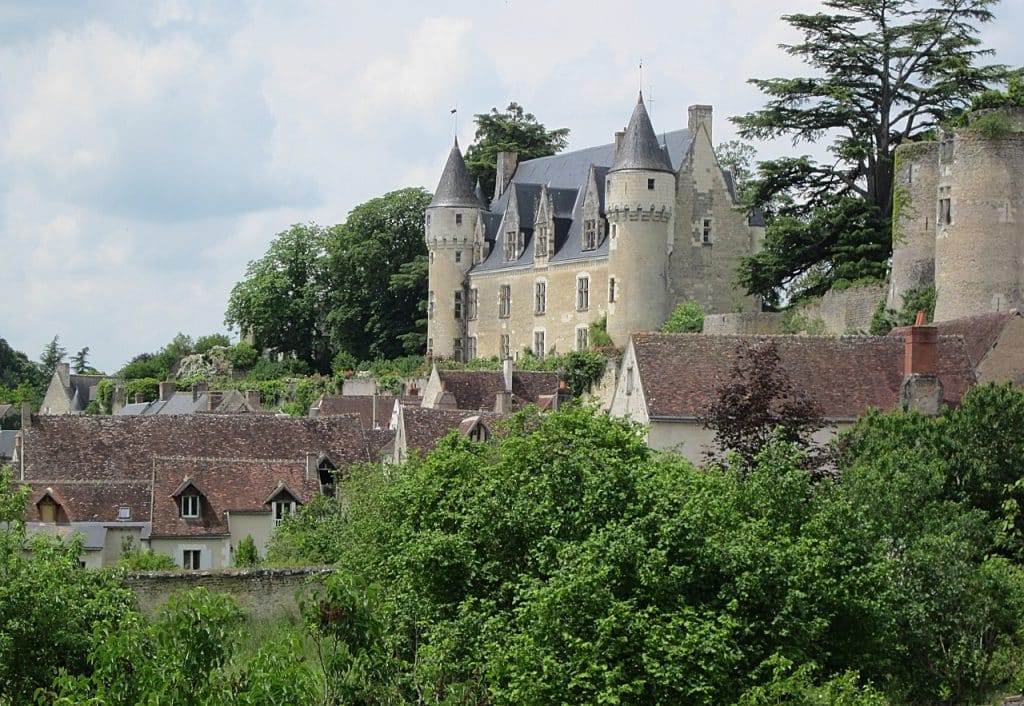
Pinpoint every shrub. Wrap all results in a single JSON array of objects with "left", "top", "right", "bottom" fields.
[
  {"left": 662, "top": 301, "right": 705, "bottom": 333},
  {"left": 234, "top": 535, "right": 261, "bottom": 568}
]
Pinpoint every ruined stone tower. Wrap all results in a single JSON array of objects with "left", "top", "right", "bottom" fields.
[{"left": 890, "top": 107, "right": 1024, "bottom": 321}]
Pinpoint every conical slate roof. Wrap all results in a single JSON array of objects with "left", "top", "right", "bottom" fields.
[
  {"left": 430, "top": 139, "right": 481, "bottom": 208},
  {"left": 610, "top": 93, "right": 673, "bottom": 173}
]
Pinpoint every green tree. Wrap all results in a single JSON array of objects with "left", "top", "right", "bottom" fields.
[
  {"left": 715, "top": 139, "right": 758, "bottom": 202},
  {"left": 39, "top": 334, "right": 66, "bottom": 379},
  {"left": 325, "top": 188, "right": 433, "bottom": 362},
  {"left": 225, "top": 224, "right": 333, "bottom": 373},
  {"left": 70, "top": 346, "right": 90, "bottom": 374},
  {"left": 233, "top": 535, "right": 260, "bottom": 568},
  {"left": 464, "top": 102, "right": 570, "bottom": 198},
  {"left": 194, "top": 333, "right": 231, "bottom": 354},
  {"left": 661, "top": 301, "right": 706, "bottom": 333},
  {"left": 733, "top": 0, "right": 1006, "bottom": 304}
]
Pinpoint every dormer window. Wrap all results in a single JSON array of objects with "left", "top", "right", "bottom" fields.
[
  {"left": 504, "top": 230, "right": 524, "bottom": 261},
  {"left": 38, "top": 496, "right": 59, "bottom": 523},
  {"left": 583, "top": 220, "right": 597, "bottom": 250},
  {"left": 469, "top": 422, "right": 490, "bottom": 442},
  {"left": 535, "top": 225, "right": 549, "bottom": 257},
  {"left": 180, "top": 494, "right": 200, "bottom": 519},
  {"left": 265, "top": 485, "right": 301, "bottom": 528},
  {"left": 318, "top": 457, "right": 337, "bottom": 498}
]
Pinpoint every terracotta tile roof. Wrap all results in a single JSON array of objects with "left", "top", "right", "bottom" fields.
[
  {"left": 312, "top": 395, "right": 396, "bottom": 429},
  {"left": 150, "top": 457, "right": 321, "bottom": 538},
  {"left": 363, "top": 428, "right": 397, "bottom": 457},
  {"left": 891, "top": 311, "right": 1019, "bottom": 368},
  {"left": 20, "top": 414, "right": 369, "bottom": 523},
  {"left": 400, "top": 407, "right": 502, "bottom": 455},
  {"left": 631, "top": 333, "right": 975, "bottom": 421},
  {"left": 26, "top": 480, "right": 151, "bottom": 524},
  {"left": 436, "top": 370, "right": 558, "bottom": 411}
]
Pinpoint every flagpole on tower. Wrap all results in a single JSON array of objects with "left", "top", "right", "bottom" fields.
[{"left": 451, "top": 105, "right": 458, "bottom": 139}]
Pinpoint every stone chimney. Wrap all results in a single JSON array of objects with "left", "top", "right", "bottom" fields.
[
  {"left": 245, "top": 389, "right": 261, "bottom": 411},
  {"left": 688, "top": 104, "right": 713, "bottom": 140},
  {"left": 159, "top": 381, "right": 176, "bottom": 402},
  {"left": 436, "top": 382, "right": 458, "bottom": 411},
  {"left": 899, "top": 311, "right": 943, "bottom": 415},
  {"left": 502, "top": 358, "right": 513, "bottom": 394},
  {"left": 191, "top": 381, "right": 209, "bottom": 402},
  {"left": 134, "top": 392, "right": 145, "bottom": 404},
  {"left": 56, "top": 362, "right": 70, "bottom": 384},
  {"left": 207, "top": 390, "right": 224, "bottom": 412},
  {"left": 20, "top": 400, "right": 31, "bottom": 429},
  {"left": 493, "top": 151, "right": 518, "bottom": 201},
  {"left": 495, "top": 391, "right": 512, "bottom": 414},
  {"left": 613, "top": 129, "right": 625, "bottom": 157},
  {"left": 112, "top": 386, "right": 125, "bottom": 415}
]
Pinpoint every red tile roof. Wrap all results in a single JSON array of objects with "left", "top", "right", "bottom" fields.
[
  {"left": 399, "top": 407, "right": 502, "bottom": 456},
  {"left": 436, "top": 370, "right": 558, "bottom": 411},
  {"left": 312, "top": 395, "right": 396, "bottom": 429},
  {"left": 631, "top": 333, "right": 975, "bottom": 420},
  {"left": 20, "top": 414, "right": 370, "bottom": 524}
]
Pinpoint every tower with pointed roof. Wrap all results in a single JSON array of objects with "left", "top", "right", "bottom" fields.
[
  {"left": 426, "top": 139, "right": 485, "bottom": 360},
  {"left": 605, "top": 93, "right": 676, "bottom": 341}
]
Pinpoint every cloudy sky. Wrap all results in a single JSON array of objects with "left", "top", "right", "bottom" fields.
[{"left": 2, "top": 0, "right": 1022, "bottom": 373}]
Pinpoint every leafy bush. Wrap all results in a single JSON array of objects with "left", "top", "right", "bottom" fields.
[
  {"left": 233, "top": 535, "right": 261, "bottom": 568},
  {"left": 226, "top": 341, "right": 259, "bottom": 371},
  {"left": 194, "top": 333, "right": 232, "bottom": 355},
  {"left": 661, "top": 301, "right": 705, "bottom": 333},
  {"left": 589, "top": 315, "right": 614, "bottom": 347}
]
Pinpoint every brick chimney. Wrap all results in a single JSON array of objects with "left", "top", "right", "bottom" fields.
[
  {"left": 494, "top": 151, "right": 518, "bottom": 201},
  {"left": 899, "top": 310, "right": 943, "bottom": 415},
  {"left": 495, "top": 391, "right": 512, "bottom": 414},
  {"left": 159, "top": 380, "right": 176, "bottom": 402}
]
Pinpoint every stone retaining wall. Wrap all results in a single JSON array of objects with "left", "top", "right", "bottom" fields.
[
  {"left": 797, "top": 283, "right": 886, "bottom": 335},
  {"left": 127, "top": 567, "right": 331, "bottom": 619}
]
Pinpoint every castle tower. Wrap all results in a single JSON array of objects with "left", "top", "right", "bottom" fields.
[
  {"left": 934, "top": 108, "right": 1024, "bottom": 321},
  {"left": 889, "top": 140, "right": 939, "bottom": 310},
  {"left": 426, "top": 139, "right": 483, "bottom": 360},
  {"left": 605, "top": 93, "right": 675, "bottom": 344}
]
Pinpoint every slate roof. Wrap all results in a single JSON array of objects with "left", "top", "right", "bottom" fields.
[
  {"left": 117, "top": 389, "right": 259, "bottom": 416},
  {"left": 891, "top": 311, "right": 1020, "bottom": 369},
  {"left": 430, "top": 138, "right": 480, "bottom": 209},
  {"left": 150, "top": 457, "right": 321, "bottom": 538},
  {"left": 436, "top": 369, "right": 559, "bottom": 411},
  {"left": 52, "top": 372, "right": 110, "bottom": 413},
  {"left": 610, "top": 94, "right": 674, "bottom": 173},
  {"left": 399, "top": 407, "right": 502, "bottom": 456},
  {"left": 20, "top": 414, "right": 370, "bottom": 524},
  {"left": 311, "top": 395, "right": 396, "bottom": 430},
  {"left": 630, "top": 333, "right": 976, "bottom": 421},
  {"left": 0, "top": 404, "right": 15, "bottom": 420}
]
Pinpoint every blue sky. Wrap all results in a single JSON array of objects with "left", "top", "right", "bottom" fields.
[{"left": 2, "top": 0, "right": 1022, "bottom": 373}]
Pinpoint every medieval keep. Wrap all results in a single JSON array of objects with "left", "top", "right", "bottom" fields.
[{"left": 426, "top": 94, "right": 764, "bottom": 361}]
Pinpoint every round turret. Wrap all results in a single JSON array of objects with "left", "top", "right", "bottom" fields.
[
  {"left": 426, "top": 140, "right": 483, "bottom": 360},
  {"left": 605, "top": 94, "right": 675, "bottom": 344},
  {"left": 889, "top": 140, "right": 939, "bottom": 309},
  {"left": 934, "top": 109, "right": 1024, "bottom": 321}
]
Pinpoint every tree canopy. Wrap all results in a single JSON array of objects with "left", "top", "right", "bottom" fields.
[
  {"left": 464, "top": 102, "right": 569, "bottom": 199},
  {"left": 733, "top": 0, "right": 1006, "bottom": 305}
]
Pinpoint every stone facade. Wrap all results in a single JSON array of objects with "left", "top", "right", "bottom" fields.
[
  {"left": 426, "top": 96, "right": 763, "bottom": 361},
  {"left": 890, "top": 107, "right": 1024, "bottom": 321},
  {"left": 796, "top": 282, "right": 888, "bottom": 335}
]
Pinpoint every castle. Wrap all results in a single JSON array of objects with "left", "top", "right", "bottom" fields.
[
  {"left": 425, "top": 95, "right": 764, "bottom": 361},
  {"left": 890, "top": 106, "right": 1024, "bottom": 321}
]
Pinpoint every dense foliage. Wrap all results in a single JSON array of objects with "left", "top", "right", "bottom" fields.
[
  {"left": 264, "top": 387, "right": 1024, "bottom": 704},
  {"left": 463, "top": 102, "right": 570, "bottom": 199},
  {"left": 661, "top": 301, "right": 706, "bottom": 333},
  {"left": 733, "top": 0, "right": 1006, "bottom": 304}
]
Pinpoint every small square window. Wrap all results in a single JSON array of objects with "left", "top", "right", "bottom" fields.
[
  {"left": 455, "top": 213, "right": 463, "bottom": 225},
  {"left": 118, "top": 506, "right": 131, "bottom": 520},
  {"left": 647, "top": 178, "right": 655, "bottom": 190},
  {"left": 180, "top": 495, "right": 200, "bottom": 519}
]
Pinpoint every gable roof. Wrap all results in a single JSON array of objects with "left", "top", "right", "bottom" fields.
[
  {"left": 435, "top": 369, "right": 559, "bottom": 411},
  {"left": 398, "top": 407, "right": 503, "bottom": 456},
  {"left": 311, "top": 394, "right": 396, "bottom": 429},
  {"left": 629, "top": 333, "right": 975, "bottom": 421},
  {"left": 891, "top": 311, "right": 1021, "bottom": 369},
  {"left": 20, "top": 414, "right": 370, "bottom": 524}
]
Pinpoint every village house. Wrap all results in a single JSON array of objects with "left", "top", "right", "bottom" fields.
[
  {"left": 39, "top": 362, "right": 112, "bottom": 415},
  {"left": 15, "top": 411, "right": 370, "bottom": 568},
  {"left": 609, "top": 325, "right": 976, "bottom": 464},
  {"left": 420, "top": 360, "right": 562, "bottom": 413},
  {"left": 390, "top": 405, "right": 501, "bottom": 464}
]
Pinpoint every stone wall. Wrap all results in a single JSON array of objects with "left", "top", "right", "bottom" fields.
[
  {"left": 796, "top": 283, "right": 886, "bottom": 335},
  {"left": 127, "top": 567, "right": 331, "bottom": 620},
  {"left": 703, "top": 312, "right": 784, "bottom": 335}
]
